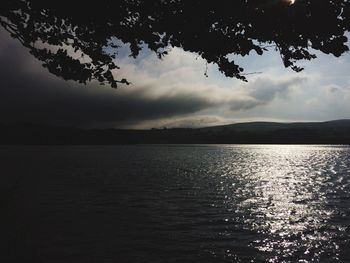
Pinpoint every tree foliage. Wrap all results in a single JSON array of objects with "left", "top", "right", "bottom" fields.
[{"left": 1, "top": 0, "right": 350, "bottom": 87}]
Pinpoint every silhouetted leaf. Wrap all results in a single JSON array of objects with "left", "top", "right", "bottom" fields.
[{"left": 1, "top": 0, "right": 349, "bottom": 87}]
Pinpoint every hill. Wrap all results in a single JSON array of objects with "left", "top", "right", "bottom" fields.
[{"left": 1, "top": 120, "right": 350, "bottom": 145}]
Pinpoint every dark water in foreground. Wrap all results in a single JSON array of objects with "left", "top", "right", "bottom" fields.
[{"left": 1, "top": 145, "right": 350, "bottom": 263}]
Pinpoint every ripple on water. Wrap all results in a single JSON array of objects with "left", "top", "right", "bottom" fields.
[{"left": 1, "top": 145, "right": 350, "bottom": 262}]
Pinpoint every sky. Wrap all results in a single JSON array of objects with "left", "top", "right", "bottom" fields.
[{"left": 1, "top": 28, "right": 350, "bottom": 129}]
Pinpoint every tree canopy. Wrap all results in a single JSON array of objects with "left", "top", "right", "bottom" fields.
[{"left": 1, "top": 0, "right": 350, "bottom": 87}]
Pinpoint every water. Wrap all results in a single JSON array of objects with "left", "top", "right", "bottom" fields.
[{"left": 1, "top": 145, "right": 350, "bottom": 262}]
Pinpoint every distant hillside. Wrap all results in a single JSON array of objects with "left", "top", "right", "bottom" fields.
[
  {"left": 201, "top": 119, "right": 350, "bottom": 132},
  {"left": 1, "top": 120, "right": 350, "bottom": 145}
]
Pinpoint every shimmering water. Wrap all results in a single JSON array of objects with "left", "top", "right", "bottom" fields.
[{"left": 1, "top": 145, "right": 350, "bottom": 262}]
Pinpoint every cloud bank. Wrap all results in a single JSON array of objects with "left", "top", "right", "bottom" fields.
[{"left": 1, "top": 28, "right": 349, "bottom": 128}]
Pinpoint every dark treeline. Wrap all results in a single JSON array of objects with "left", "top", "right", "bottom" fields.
[{"left": 1, "top": 120, "right": 350, "bottom": 145}]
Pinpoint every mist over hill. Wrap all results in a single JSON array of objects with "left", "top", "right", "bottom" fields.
[{"left": 1, "top": 120, "right": 350, "bottom": 145}]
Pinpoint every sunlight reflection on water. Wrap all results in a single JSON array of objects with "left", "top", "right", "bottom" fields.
[{"left": 215, "top": 145, "right": 350, "bottom": 262}]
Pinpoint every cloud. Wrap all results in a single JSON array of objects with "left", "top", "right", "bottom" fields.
[
  {"left": 113, "top": 46, "right": 309, "bottom": 114},
  {"left": 0, "top": 30, "right": 216, "bottom": 128},
  {"left": 0, "top": 28, "right": 306, "bottom": 128},
  {"left": 1, "top": 27, "right": 349, "bottom": 129},
  {"left": 249, "top": 77, "right": 305, "bottom": 101},
  {"left": 134, "top": 115, "right": 232, "bottom": 129}
]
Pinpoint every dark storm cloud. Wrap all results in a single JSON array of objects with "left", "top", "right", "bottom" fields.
[
  {"left": 0, "top": 30, "right": 214, "bottom": 128},
  {"left": 1, "top": 28, "right": 324, "bottom": 129}
]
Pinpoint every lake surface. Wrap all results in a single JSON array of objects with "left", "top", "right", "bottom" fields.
[{"left": 1, "top": 145, "right": 350, "bottom": 262}]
